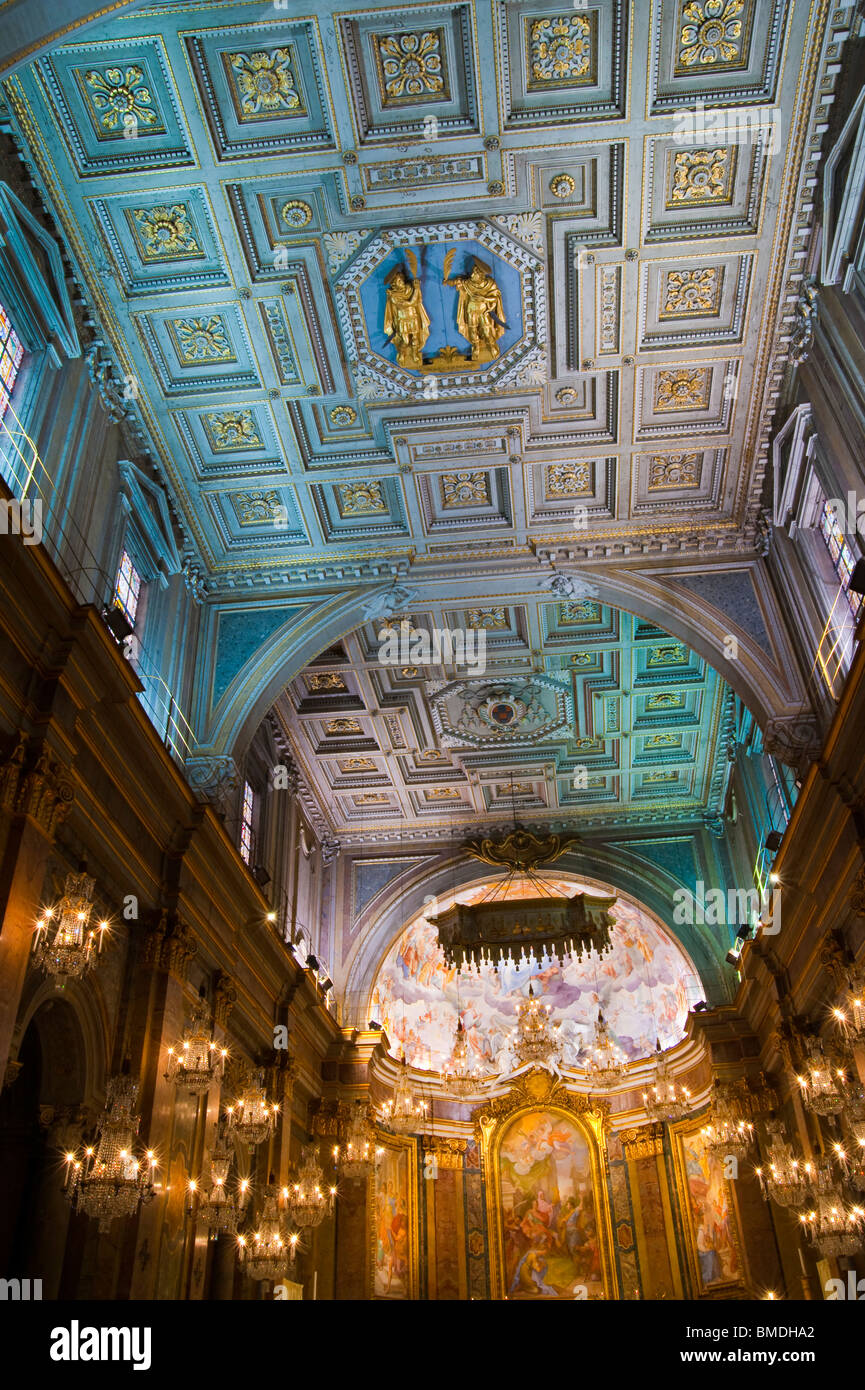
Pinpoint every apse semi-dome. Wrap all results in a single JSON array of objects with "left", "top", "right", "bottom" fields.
[{"left": 371, "top": 875, "right": 702, "bottom": 1073}]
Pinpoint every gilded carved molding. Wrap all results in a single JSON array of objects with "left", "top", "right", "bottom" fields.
[
  {"left": 141, "top": 910, "right": 197, "bottom": 981},
  {"left": 0, "top": 734, "right": 75, "bottom": 840},
  {"left": 619, "top": 1122, "right": 665, "bottom": 1159},
  {"left": 474, "top": 1067, "right": 610, "bottom": 1139},
  {"left": 421, "top": 1136, "right": 467, "bottom": 1169}
]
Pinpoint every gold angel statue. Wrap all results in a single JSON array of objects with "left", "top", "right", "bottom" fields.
[
  {"left": 443, "top": 250, "right": 507, "bottom": 363},
  {"left": 383, "top": 249, "right": 430, "bottom": 369}
]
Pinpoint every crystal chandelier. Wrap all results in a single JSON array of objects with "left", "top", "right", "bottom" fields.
[
  {"left": 334, "top": 1102, "right": 378, "bottom": 1177},
  {"left": 443, "top": 1018, "right": 488, "bottom": 1099},
  {"left": 754, "top": 1121, "right": 819, "bottom": 1207},
  {"left": 165, "top": 1001, "right": 227, "bottom": 1094},
  {"left": 285, "top": 1145, "right": 336, "bottom": 1229},
  {"left": 642, "top": 1041, "right": 692, "bottom": 1122},
  {"left": 795, "top": 1041, "right": 848, "bottom": 1116},
  {"left": 33, "top": 871, "right": 109, "bottom": 988},
  {"left": 63, "top": 1075, "right": 157, "bottom": 1232},
  {"left": 699, "top": 1082, "right": 755, "bottom": 1162},
  {"left": 799, "top": 1185, "right": 865, "bottom": 1259},
  {"left": 379, "top": 1055, "right": 427, "bottom": 1134},
  {"left": 188, "top": 1133, "right": 250, "bottom": 1237},
  {"left": 583, "top": 1011, "right": 628, "bottom": 1090},
  {"left": 225, "top": 1069, "right": 279, "bottom": 1147},
  {"left": 511, "top": 983, "right": 562, "bottom": 1071},
  {"left": 237, "top": 1184, "right": 298, "bottom": 1282},
  {"left": 831, "top": 967, "right": 865, "bottom": 1041}
]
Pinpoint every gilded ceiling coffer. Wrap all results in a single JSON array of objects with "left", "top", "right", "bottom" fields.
[{"left": 428, "top": 827, "right": 616, "bottom": 969}]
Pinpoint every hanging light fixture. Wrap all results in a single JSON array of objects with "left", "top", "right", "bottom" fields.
[
  {"left": 799, "top": 1185, "right": 865, "bottom": 1260},
  {"left": 188, "top": 1131, "right": 250, "bottom": 1237},
  {"left": 225, "top": 1068, "right": 279, "bottom": 1147},
  {"left": 379, "top": 1055, "right": 427, "bottom": 1134},
  {"left": 442, "top": 1017, "right": 488, "bottom": 1099},
  {"left": 237, "top": 1183, "right": 298, "bottom": 1282},
  {"left": 642, "top": 1041, "right": 692, "bottom": 1123},
  {"left": 333, "top": 1102, "right": 378, "bottom": 1177},
  {"left": 63, "top": 1075, "right": 157, "bottom": 1232},
  {"left": 754, "top": 1121, "right": 820, "bottom": 1207},
  {"left": 583, "top": 1010, "right": 628, "bottom": 1090},
  {"left": 33, "top": 870, "right": 109, "bottom": 988},
  {"left": 699, "top": 1081, "right": 755, "bottom": 1161},
  {"left": 831, "top": 966, "right": 865, "bottom": 1042},
  {"left": 510, "top": 982, "right": 563, "bottom": 1071},
  {"left": 795, "top": 1040, "right": 849, "bottom": 1116},
  {"left": 165, "top": 999, "right": 227, "bottom": 1094},
  {"left": 284, "top": 1145, "right": 336, "bottom": 1229}
]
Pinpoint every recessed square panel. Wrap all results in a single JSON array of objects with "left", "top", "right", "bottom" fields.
[
  {"left": 416, "top": 468, "right": 512, "bottom": 533},
  {"left": 174, "top": 404, "right": 287, "bottom": 482},
  {"left": 88, "top": 187, "right": 230, "bottom": 296},
  {"left": 37, "top": 37, "right": 193, "bottom": 176},
  {"left": 135, "top": 304, "right": 261, "bottom": 395},
  {"left": 638, "top": 253, "right": 753, "bottom": 348},
  {"left": 310, "top": 478, "right": 409, "bottom": 542},
  {"left": 635, "top": 362, "right": 739, "bottom": 439},
  {"left": 498, "top": 1, "right": 627, "bottom": 129},
  {"left": 527, "top": 459, "right": 617, "bottom": 525},
  {"left": 630, "top": 448, "right": 726, "bottom": 515},
  {"left": 649, "top": 0, "right": 789, "bottom": 114},
  {"left": 644, "top": 133, "right": 770, "bottom": 242},
  {"left": 338, "top": 5, "right": 478, "bottom": 142},
  {"left": 184, "top": 19, "right": 335, "bottom": 158}
]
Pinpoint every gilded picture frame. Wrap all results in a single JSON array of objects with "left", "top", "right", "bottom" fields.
[
  {"left": 670, "top": 1118, "right": 750, "bottom": 1298},
  {"left": 476, "top": 1068, "right": 617, "bottom": 1300},
  {"left": 370, "top": 1132, "right": 420, "bottom": 1299}
]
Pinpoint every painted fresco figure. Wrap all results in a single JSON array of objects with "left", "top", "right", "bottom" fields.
[
  {"left": 383, "top": 258, "right": 430, "bottom": 369},
  {"left": 443, "top": 253, "right": 507, "bottom": 363}
]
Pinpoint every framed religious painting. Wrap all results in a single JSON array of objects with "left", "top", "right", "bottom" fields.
[
  {"left": 671, "top": 1120, "right": 749, "bottom": 1298},
  {"left": 370, "top": 1134, "right": 419, "bottom": 1299},
  {"left": 478, "top": 1069, "right": 616, "bottom": 1300}
]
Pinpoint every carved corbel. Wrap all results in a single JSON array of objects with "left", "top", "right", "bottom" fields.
[
  {"left": 213, "top": 971, "right": 238, "bottom": 1029},
  {"left": 618, "top": 1123, "right": 666, "bottom": 1159}
]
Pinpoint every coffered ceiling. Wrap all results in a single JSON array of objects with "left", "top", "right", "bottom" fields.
[
  {"left": 0, "top": 0, "right": 832, "bottom": 587},
  {"left": 273, "top": 600, "right": 734, "bottom": 835}
]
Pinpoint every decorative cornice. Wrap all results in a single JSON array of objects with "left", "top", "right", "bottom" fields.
[{"left": 618, "top": 1122, "right": 665, "bottom": 1159}]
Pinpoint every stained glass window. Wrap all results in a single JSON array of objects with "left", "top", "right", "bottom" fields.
[
  {"left": 113, "top": 549, "right": 142, "bottom": 625},
  {"left": 0, "top": 305, "right": 24, "bottom": 427},
  {"left": 240, "top": 781, "right": 255, "bottom": 865},
  {"left": 819, "top": 498, "right": 862, "bottom": 616}
]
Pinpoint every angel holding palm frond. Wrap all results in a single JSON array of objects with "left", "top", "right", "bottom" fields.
[
  {"left": 442, "top": 249, "right": 507, "bottom": 364},
  {"left": 383, "top": 248, "right": 430, "bottom": 369}
]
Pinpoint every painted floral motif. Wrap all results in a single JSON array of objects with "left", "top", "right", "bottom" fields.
[
  {"left": 280, "top": 199, "right": 313, "bottom": 229},
  {"left": 231, "top": 490, "right": 282, "bottom": 525},
  {"left": 648, "top": 453, "right": 702, "bottom": 488},
  {"left": 549, "top": 173, "right": 576, "bottom": 199},
  {"left": 375, "top": 31, "right": 446, "bottom": 102},
  {"left": 644, "top": 771, "right": 678, "bottom": 783},
  {"left": 340, "top": 756, "right": 375, "bottom": 770},
  {"left": 171, "top": 316, "right": 234, "bottom": 364},
  {"left": 338, "top": 481, "right": 387, "bottom": 515},
  {"left": 355, "top": 792, "right": 389, "bottom": 804},
  {"left": 646, "top": 692, "right": 686, "bottom": 710},
  {"left": 648, "top": 643, "right": 688, "bottom": 666},
  {"left": 670, "top": 148, "right": 734, "bottom": 204},
  {"left": 204, "top": 410, "right": 262, "bottom": 452},
  {"left": 678, "top": 0, "right": 747, "bottom": 70},
  {"left": 528, "top": 16, "right": 593, "bottom": 87},
  {"left": 466, "top": 607, "right": 508, "bottom": 629},
  {"left": 82, "top": 64, "right": 164, "bottom": 137},
  {"left": 308, "top": 672, "right": 347, "bottom": 691},
  {"left": 546, "top": 461, "right": 591, "bottom": 496},
  {"left": 441, "top": 471, "right": 490, "bottom": 507},
  {"left": 329, "top": 405, "right": 358, "bottom": 428},
  {"left": 327, "top": 717, "right": 362, "bottom": 734},
  {"left": 130, "top": 204, "right": 201, "bottom": 260},
  {"left": 662, "top": 267, "right": 721, "bottom": 316},
  {"left": 559, "top": 600, "right": 601, "bottom": 623},
  {"left": 655, "top": 367, "right": 711, "bottom": 412},
  {"left": 426, "top": 788, "right": 460, "bottom": 800},
  {"left": 226, "top": 49, "right": 303, "bottom": 119},
  {"left": 323, "top": 230, "right": 371, "bottom": 274},
  {"left": 646, "top": 733, "right": 680, "bottom": 748}
]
